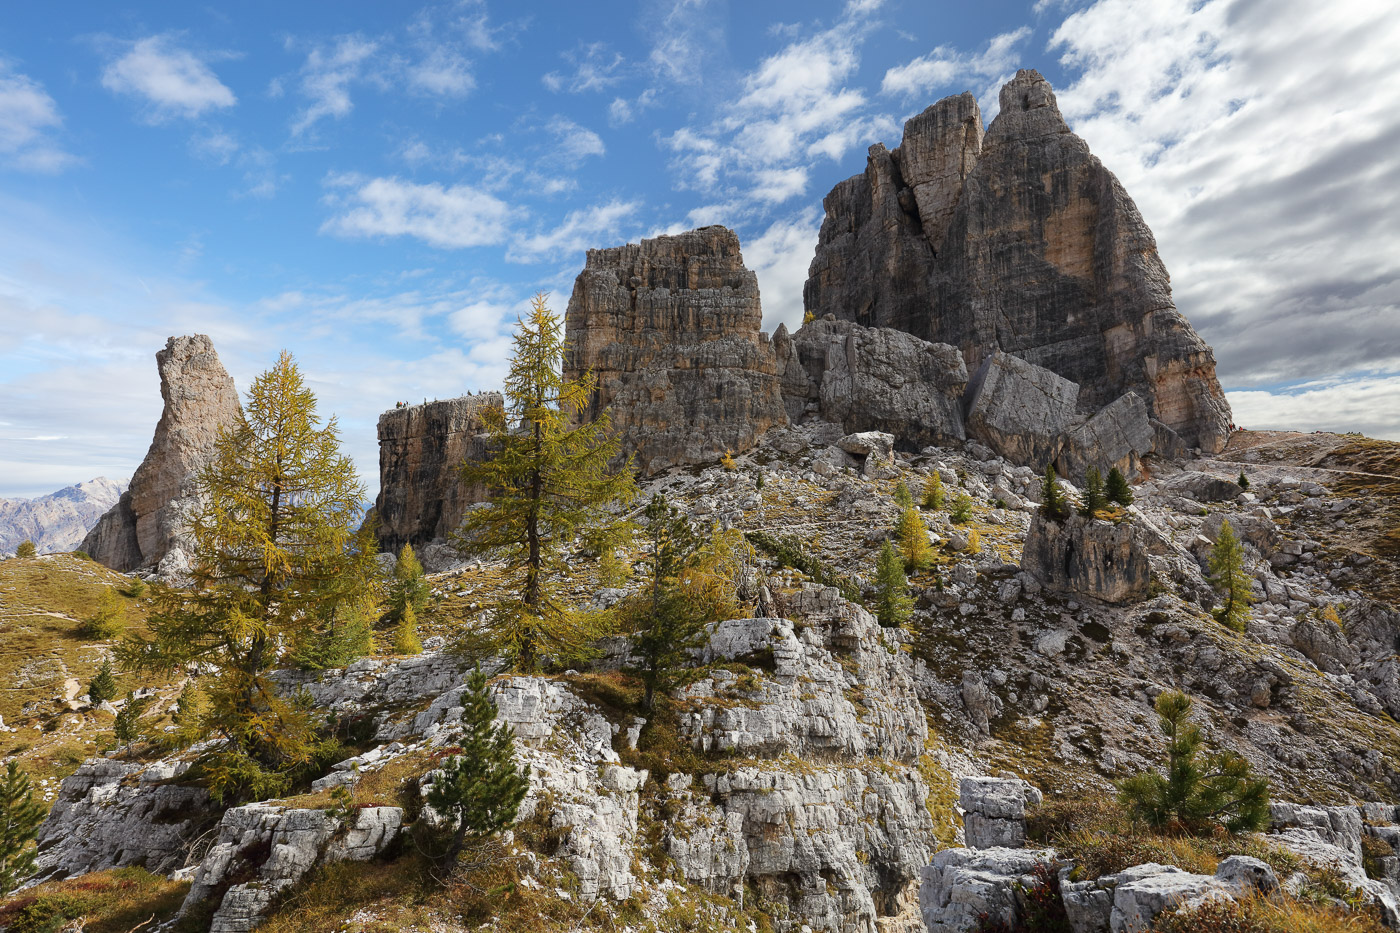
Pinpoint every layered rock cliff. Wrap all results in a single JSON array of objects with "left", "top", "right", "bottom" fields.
[
  {"left": 81, "top": 335, "right": 242, "bottom": 573},
  {"left": 372, "top": 394, "right": 500, "bottom": 556},
  {"left": 564, "top": 226, "right": 787, "bottom": 474},
  {"left": 804, "top": 70, "right": 1231, "bottom": 454}
]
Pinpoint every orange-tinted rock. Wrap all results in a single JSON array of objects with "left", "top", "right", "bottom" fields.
[{"left": 564, "top": 225, "right": 787, "bottom": 474}]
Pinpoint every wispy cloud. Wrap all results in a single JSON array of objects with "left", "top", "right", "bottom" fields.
[
  {"left": 543, "top": 42, "right": 627, "bottom": 94},
  {"left": 100, "top": 35, "right": 237, "bottom": 122},
  {"left": 547, "top": 116, "right": 605, "bottom": 163},
  {"left": 880, "top": 26, "right": 1030, "bottom": 116},
  {"left": 0, "top": 61, "right": 78, "bottom": 172},
  {"left": 291, "top": 35, "right": 378, "bottom": 135},
  {"left": 507, "top": 198, "right": 639, "bottom": 263},
  {"left": 319, "top": 173, "right": 512, "bottom": 249}
]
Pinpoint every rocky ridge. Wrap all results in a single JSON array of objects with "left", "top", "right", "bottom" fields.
[
  {"left": 81, "top": 335, "right": 242, "bottom": 574},
  {"left": 0, "top": 477, "right": 126, "bottom": 557}
]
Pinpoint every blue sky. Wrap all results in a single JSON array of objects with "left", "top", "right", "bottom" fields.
[{"left": 1, "top": 0, "right": 1397, "bottom": 498}]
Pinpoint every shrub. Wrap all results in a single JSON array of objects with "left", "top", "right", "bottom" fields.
[
  {"left": 14, "top": 540, "right": 36, "bottom": 560},
  {"left": 972, "top": 862, "right": 1071, "bottom": 933},
  {"left": 1118, "top": 690, "right": 1269, "bottom": 834},
  {"left": 1361, "top": 833, "right": 1392, "bottom": 881}
]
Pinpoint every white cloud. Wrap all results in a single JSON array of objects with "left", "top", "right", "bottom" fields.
[
  {"left": 319, "top": 174, "right": 512, "bottom": 249},
  {"left": 543, "top": 42, "right": 627, "bottom": 94},
  {"left": 408, "top": 46, "right": 475, "bottom": 97},
  {"left": 664, "top": 4, "right": 889, "bottom": 208},
  {"left": 0, "top": 62, "right": 77, "bottom": 172},
  {"left": 879, "top": 26, "right": 1030, "bottom": 111},
  {"left": 1047, "top": 0, "right": 1400, "bottom": 400},
  {"left": 190, "top": 130, "right": 239, "bottom": 164},
  {"left": 101, "top": 35, "right": 237, "bottom": 121},
  {"left": 1227, "top": 373, "right": 1400, "bottom": 442},
  {"left": 291, "top": 36, "right": 378, "bottom": 135},
  {"left": 507, "top": 199, "right": 640, "bottom": 263},
  {"left": 607, "top": 88, "right": 658, "bottom": 127},
  {"left": 647, "top": 0, "right": 725, "bottom": 87},
  {"left": 548, "top": 116, "right": 605, "bottom": 163},
  {"left": 743, "top": 208, "right": 822, "bottom": 333}
]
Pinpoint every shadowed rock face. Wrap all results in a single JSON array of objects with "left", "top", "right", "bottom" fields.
[
  {"left": 804, "top": 70, "right": 1231, "bottom": 454},
  {"left": 1020, "top": 510, "right": 1152, "bottom": 604},
  {"left": 373, "top": 394, "right": 500, "bottom": 554},
  {"left": 564, "top": 225, "right": 787, "bottom": 474},
  {"left": 81, "top": 335, "right": 242, "bottom": 572}
]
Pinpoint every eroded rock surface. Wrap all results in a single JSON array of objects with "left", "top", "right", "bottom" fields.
[
  {"left": 563, "top": 225, "right": 787, "bottom": 473},
  {"left": 81, "top": 335, "right": 242, "bottom": 573},
  {"left": 804, "top": 70, "right": 1230, "bottom": 453},
  {"left": 1020, "top": 511, "right": 1153, "bottom": 605},
  {"left": 373, "top": 394, "right": 500, "bottom": 559}
]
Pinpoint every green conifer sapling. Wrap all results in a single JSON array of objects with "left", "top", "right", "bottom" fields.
[
  {"left": 1106, "top": 467, "right": 1133, "bottom": 506},
  {"left": 873, "top": 541, "right": 913, "bottom": 628},
  {"left": 1080, "top": 467, "right": 1108, "bottom": 517},
  {"left": 1209, "top": 520, "right": 1253, "bottom": 632},
  {"left": 0, "top": 761, "right": 45, "bottom": 896},
  {"left": 1040, "top": 465, "right": 1069, "bottom": 521},
  {"left": 88, "top": 658, "right": 117, "bottom": 705}
]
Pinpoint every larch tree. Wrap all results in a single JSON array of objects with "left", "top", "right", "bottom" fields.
[
  {"left": 388, "top": 542, "right": 430, "bottom": 623},
  {"left": 922, "top": 472, "right": 944, "bottom": 511},
  {"left": 1209, "top": 520, "right": 1253, "bottom": 632},
  {"left": 117, "top": 351, "right": 373, "bottom": 801},
  {"left": 458, "top": 293, "right": 637, "bottom": 672},
  {"left": 895, "top": 499, "right": 932, "bottom": 571},
  {"left": 873, "top": 541, "right": 913, "bottom": 628}
]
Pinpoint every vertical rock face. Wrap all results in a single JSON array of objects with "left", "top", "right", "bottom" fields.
[
  {"left": 1020, "top": 511, "right": 1152, "bottom": 604},
  {"left": 804, "top": 70, "right": 1231, "bottom": 453},
  {"left": 373, "top": 394, "right": 500, "bottom": 555},
  {"left": 564, "top": 226, "right": 787, "bottom": 474},
  {"left": 81, "top": 335, "right": 242, "bottom": 572}
]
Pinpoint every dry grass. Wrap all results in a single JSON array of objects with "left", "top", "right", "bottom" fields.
[
  {"left": 1153, "top": 893, "right": 1388, "bottom": 933},
  {"left": 0, "top": 867, "right": 189, "bottom": 933}
]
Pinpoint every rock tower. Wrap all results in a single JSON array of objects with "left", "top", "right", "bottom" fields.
[{"left": 804, "top": 70, "right": 1231, "bottom": 453}]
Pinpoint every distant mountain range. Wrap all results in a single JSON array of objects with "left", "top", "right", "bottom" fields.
[{"left": 0, "top": 477, "right": 127, "bottom": 556}]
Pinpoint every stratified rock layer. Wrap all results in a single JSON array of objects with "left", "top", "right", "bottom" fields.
[
  {"left": 564, "top": 226, "right": 787, "bottom": 474},
  {"left": 804, "top": 70, "right": 1231, "bottom": 453},
  {"left": 373, "top": 394, "right": 500, "bottom": 555},
  {"left": 81, "top": 335, "right": 242, "bottom": 572}
]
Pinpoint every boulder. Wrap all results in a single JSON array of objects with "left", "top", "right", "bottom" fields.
[
  {"left": 81, "top": 335, "right": 242, "bottom": 572},
  {"left": 1021, "top": 511, "right": 1153, "bottom": 604},
  {"left": 1056, "top": 392, "right": 1155, "bottom": 482},
  {"left": 1106, "top": 864, "right": 1232, "bottom": 933},
  {"left": 919, "top": 847, "right": 1057, "bottom": 932},
  {"left": 372, "top": 394, "right": 500, "bottom": 559},
  {"left": 563, "top": 225, "right": 787, "bottom": 474},
  {"left": 960, "top": 776, "right": 1043, "bottom": 849},
  {"left": 31, "top": 758, "right": 215, "bottom": 882},
  {"left": 804, "top": 70, "right": 1231, "bottom": 452},
  {"left": 964, "top": 352, "right": 1080, "bottom": 470},
  {"left": 180, "top": 803, "right": 402, "bottom": 933},
  {"left": 777, "top": 317, "right": 967, "bottom": 447}
]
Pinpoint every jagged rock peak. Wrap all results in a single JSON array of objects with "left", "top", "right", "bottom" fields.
[
  {"left": 564, "top": 225, "right": 787, "bottom": 474},
  {"left": 81, "top": 334, "right": 242, "bottom": 573},
  {"left": 804, "top": 68, "right": 1232, "bottom": 454},
  {"left": 373, "top": 393, "right": 501, "bottom": 559}
]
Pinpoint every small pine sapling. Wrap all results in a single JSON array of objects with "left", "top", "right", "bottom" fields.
[
  {"left": 873, "top": 541, "right": 913, "bottom": 627},
  {"left": 1209, "top": 520, "right": 1253, "bottom": 632},
  {"left": 88, "top": 658, "right": 118, "bottom": 705},
  {"left": 1237, "top": 471, "right": 1250, "bottom": 490},
  {"left": 950, "top": 492, "right": 973, "bottom": 525},
  {"left": 0, "top": 761, "right": 45, "bottom": 896},
  {"left": 1039, "top": 465, "right": 1070, "bottom": 522},
  {"left": 15, "top": 540, "right": 36, "bottom": 559},
  {"left": 922, "top": 472, "right": 944, "bottom": 511},
  {"left": 893, "top": 481, "right": 913, "bottom": 509},
  {"left": 1117, "top": 690, "right": 1269, "bottom": 833},
  {"left": 1080, "top": 467, "right": 1108, "bottom": 517},
  {"left": 83, "top": 587, "right": 127, "bottom": 640},
  {"left": 425, "top": 667, "right": 530, "bottom": 864},
  {"left": 1106, "top": 467, "right": 1133, "bottom": 506},
  {"left": 113, "top": 691, "right": 151, "bottom": 746}
]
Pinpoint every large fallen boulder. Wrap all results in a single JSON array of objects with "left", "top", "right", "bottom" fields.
[
  {"left": 919, "top": 847, "right": 1058, "bottom": 932},
  {"left": 1021, "top": 511, "right": 1153, "bottom": 604},
  {"left": 960, "top": 776, "right": 1042, "bottom": 850},
  {"left": 964, "top": 352, "right": 1080, "bottom": 470},
  {"left": 775, "top": 316, "right": 967, "bottom": 448}
]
